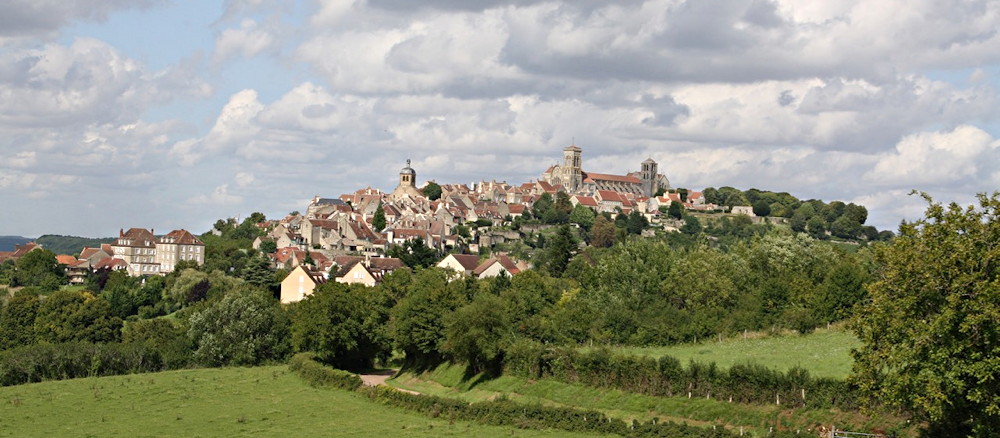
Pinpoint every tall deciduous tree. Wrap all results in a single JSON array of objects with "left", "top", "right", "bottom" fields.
[
  {"left": 851, "top": 192, "right": 1000, "bottom": 436},
  {"left": 188, "top": 288, "right": 290, "bottom": 366},
  {"left": 589, "top": 214, "right": 616, "bottom": 248}
]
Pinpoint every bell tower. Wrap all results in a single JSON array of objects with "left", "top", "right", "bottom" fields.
[
  {"left": 641, "top": 158, "right": 657, "bottom": 197},
  {"left": 562, "top": 145, "right": 582, "bottom": 192},
  {"left": 399, "top": 159, "right": 416, "bottom": 187}
]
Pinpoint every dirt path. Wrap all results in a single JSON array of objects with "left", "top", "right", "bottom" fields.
[{"left": 359, "top": 369, "right": 420, "bottom": 395}]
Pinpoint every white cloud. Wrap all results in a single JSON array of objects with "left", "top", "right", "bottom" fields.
[
  {"left": 214, "top": 18, "right": 277, "bottom": 62},
  {"left": 188, "top": 184, "right": 243, "bottom": 205},
  {"left": 235, "top": 172, "right": 255, "bottom": 187},
  {"left": 866, "top": 125, "right": 1000, "bottom": 186}
]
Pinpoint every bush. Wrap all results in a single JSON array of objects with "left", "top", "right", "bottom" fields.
[
  {"left": 288, "top": 353, "right": 362, "bottom": 391},
  {"left": 0, "top": 342, "right": 163, "bottom": 386}
]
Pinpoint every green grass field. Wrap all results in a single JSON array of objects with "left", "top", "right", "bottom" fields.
[
  {"left": 389, "top": 363, "right": 914, "bottom": 437},
  {"left": 606, "top": 326, "right": 861, "bottom": 379},
  {"left": 0, "top": 367, "right": 599, "bottom": 438}
]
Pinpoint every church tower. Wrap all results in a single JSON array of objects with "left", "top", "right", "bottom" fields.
[
  {"left": 641, "top": 158, "right": 657, "bottom": 197},
  {"left": 399, "top": 159, "right": 416, "bottom": 188},
  {"left": 562, "top": 145, "right": 583, "bottom": 192}
]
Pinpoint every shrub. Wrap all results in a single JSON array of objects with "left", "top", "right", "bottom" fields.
[{"left": 288, "top": 353, "right": 362, "bottom": 391}]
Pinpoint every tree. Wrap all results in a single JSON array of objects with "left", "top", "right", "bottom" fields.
[
  {"left": 625, "top": 210, "right": 647, "bottom": 235},
  {"left": 34, "top": 290, "right": 122, "bottom": 344},
  {"left": 11, "top": 249, "right": 64, "bottom": 290},
  {"left": 806, "top": 215, "right": 827, "bottom": 239},
  {"left": 372, "top": 202, "right": 387, "bottom": 232},
  {"left": 188, "top": 288, "right": 290, "bottom": 366},
  {"left": 0, "top": 292, "right": 39, "bottom": 350},
  {"left": 388, "top": 237, "right": 439, "bottom": 269},
  {"left": 444, "top": 292, "right": 510, "bottom": 375},
  {"left": 667, "top": 202, "right": 684, "bottom": 220},
  {"left": 540, "top": 225, "right": 575, "bottom": 277},
  {"left": 290, "top": 282, "right": 388, "bottom": 370},
  {"left": 851, "top": 192, "right": 1000, "bottom": 436},
  {"left": 830, "top": 215, "right": 862, "bottom": 239},
  {"left": 752, "top": 200, "right": 771, "bottom": 217},
  {"left": 680, "top": 215, "right": 701, "bottom": 235},
  {"left": 242, "top": 253, "right": 275, "bottom": 290},
  {"left": 422, "top": 181, "right": 442, "bottom": 200},
  {"left": 590, "top": 214, "right": 616, "bottom": 248},
  {"left": 569, "top": 204, "right": 595, "bottom": 230},
  {"left": 531, "top": 193, "right": 554, "bottom": 223},
  {"left": 259, "top": 239, "right": 277, "bottom": 254}
]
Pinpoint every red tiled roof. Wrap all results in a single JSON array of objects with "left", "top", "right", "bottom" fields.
[
  {"left": 159, "top": 229, "right": 203, "bottom": 245},
  {"left": 583, "top": 172, "right": 641, "bottom": 184},
  {"left": 56, "top": 255, "right": 78, "bottom": 265},
  {"left": 573, "top": 196, "right": 599, "bottom": 207}
]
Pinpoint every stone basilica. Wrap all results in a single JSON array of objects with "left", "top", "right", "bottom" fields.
[{"left": 541, "top": 145, "right": 670, "bottom": 198}]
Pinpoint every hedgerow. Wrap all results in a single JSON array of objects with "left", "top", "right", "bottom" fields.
[
  {"left": 288, "top": 352, "right": 363, "bottom": 391},
  {"left": 0, "top": 342, "right": 164, "bottom": 386},
  {"left": 503, "top": 342, "right": 861, "bottom": 410}
]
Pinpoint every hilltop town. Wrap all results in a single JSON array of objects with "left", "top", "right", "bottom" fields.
[{"left": 1, "top": 144, "right": 878, "bottom": 305}]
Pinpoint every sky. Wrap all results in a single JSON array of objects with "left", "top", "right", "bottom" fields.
[{"left": 1, "top": 0, "right": 999, "bottom": 238}]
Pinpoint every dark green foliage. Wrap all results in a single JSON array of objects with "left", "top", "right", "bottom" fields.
[
  {"left": 188, "top": 288, "right": 290, "bottom": 366},
  {"left": 122, "top": 318, "right": 193, "bottom": 369},
  {"left": 290, "top": 282, "right": 388, "bottom": 371},
  {"left": 390, "top": 269, "right": 472, "bottom": 367},
  {"left": 0, "top": 293, "right": 40, "bottom": 350},
  {"left": 11, "top": 248, "right": 64, "bottom": 290},
  {"left": 752, "top": 200, "right": 771, "bottom": 217},
  {"left": 680, "top": 215, "right": 701, "bottom": 235},
  {"left": 34, "top": 235, "right": 114, "bottom": 256},
  {"left": 625, "top": 210, "right": 647, "bottom": 234},
  {"left": 357, "top": 382, "right": 743, "bottom": 437},
  {"left": 388, "top": 237, "right": 439, "bottom": 269},
  {"left": 852, "top": 192, "right": 1000, "bottom": 436},
  {"left": 258, "top": 239, "right": 277, "bottom": 254},
  {"left": 34, "top": 290, "right": 122, "bottom": 344},
  {"left": 421, "top": 181, "right": 442, "bottom": 201},
  {"left": 667, "top": 202, "right": 684, "bottom": 219},
  {"left": 502, "top": 344, "right": 859, "bottom": 410},
  {"left": 288, "top": 352, "right": 363, "bottom": 390},
  {"left": 444, "top": 292, "right": 510, "bottom": 375},
  {"left": 0, "top": 342, "right": 164, "bottom": 386},
  {"left": 372, "top": 202, "right": 387, "bottom": 231},
  {"left": 241, "top": 253, "right": 275, "bottom": 290},
  {"left": 538, "top": 225, "right": 575, "bottom": 277}
]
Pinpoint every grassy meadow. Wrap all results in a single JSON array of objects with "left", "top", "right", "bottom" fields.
[
  {"left": 0, "top": 366, "right": 599, "bottom": 438},
  {"left": 604, "top": 326, "right": 861, "bottom": 379}
]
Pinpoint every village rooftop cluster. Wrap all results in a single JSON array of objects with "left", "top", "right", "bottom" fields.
[{"left": 2, "top": 146, "right": 739, "bottom": 304}]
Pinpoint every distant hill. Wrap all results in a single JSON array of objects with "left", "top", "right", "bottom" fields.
[
  {"left": 0, "top": 236, "right": 33, "bottom": 252},
  {"left": 35, "top": 235, "right": 115, "bottom": 256}
]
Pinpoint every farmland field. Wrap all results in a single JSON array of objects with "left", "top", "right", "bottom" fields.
[
  {"left": 0, "top": 366, "right": 598, "bottom": 438},
  {"left": 605, "top": 326, "right": 860, "bottom": 379}
]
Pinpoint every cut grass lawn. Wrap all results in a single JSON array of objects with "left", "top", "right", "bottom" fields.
[
  {"left": 0, "top": 366, "right": 601, "bottom": 438},
  {"left": 389, "top": 364, "right": 915, "bottom": 437},
  {"left": 605, "top": 325, "right": 861, "bottom": 379}
]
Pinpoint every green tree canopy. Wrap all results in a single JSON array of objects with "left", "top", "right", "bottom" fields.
[
  {"left": 12, "top": 248, "right": 64, "bottom": 290},
  {"left": 851, "top": 192, "right": 1000, "bottom": 436},
  {"left": 422, "top": 181, "right": 442, "bottom": 200},
  {"left": 188, "top": 288, "right": 290, "bottom": 366},
  {"left": 372, "top": 202, "right": 387, "bottom": 232}
]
